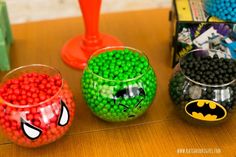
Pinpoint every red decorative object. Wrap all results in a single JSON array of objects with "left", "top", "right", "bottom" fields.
[{"left": 61, "top": 0, "right": 123, "bottom": 70}]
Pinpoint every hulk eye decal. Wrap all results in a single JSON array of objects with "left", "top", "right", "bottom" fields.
[
  {"left": 119, "top": 104, "right": 129, "bottom": 112},
  {"left": 58, "top": 100, "right": 70, "bottom": 126},
  {"left": 21, "top": 118, "right": 42, "bottom": 140},
  {"left": 135, "top": 97, "right": 144, "bottom": 108}
]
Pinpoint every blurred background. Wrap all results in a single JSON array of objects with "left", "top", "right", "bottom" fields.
[{"left": 6, "top": 0, "right": 171, "bottom": 24}]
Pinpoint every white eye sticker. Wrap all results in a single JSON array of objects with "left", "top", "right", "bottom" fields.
[
  {"left": 58, "top": 100, "right": 70, "bottom": 126},
  {"left": 21, "top": 118, "right": 42, "bottom": 140}
]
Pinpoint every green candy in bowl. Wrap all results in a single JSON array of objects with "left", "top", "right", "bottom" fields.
[{"left": 82, "top": 46, "right": 157, "bottom": 122}]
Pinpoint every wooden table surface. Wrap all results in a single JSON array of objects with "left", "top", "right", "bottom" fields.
[{"left": 0, "top": 9, "right": 235, "bottom": 157}]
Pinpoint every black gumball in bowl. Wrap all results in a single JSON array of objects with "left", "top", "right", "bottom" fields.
[{"left": 169, "top": 49, "right": 236, "bottom": 125}]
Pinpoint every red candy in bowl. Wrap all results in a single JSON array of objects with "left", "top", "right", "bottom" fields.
[{"left": 0, "top": 64, "right": 75, "bottom": 147}]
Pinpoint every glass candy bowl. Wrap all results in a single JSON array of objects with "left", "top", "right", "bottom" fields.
[
  {"left": 0, "top": 65, "right": 75, "bottom": 147},
  {"left": 82, "top": 47, "right": 157, "bottom": 122},
  {"left": 169, "top": 49, "right": 236, "bottom": 125}
]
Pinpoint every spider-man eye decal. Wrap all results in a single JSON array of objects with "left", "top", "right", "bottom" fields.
[
  {"left": 21, "top": 118, "right": 42, "bottom": 140},
  {"left": 58, "top": 99, "right": 70, "bottom": 126}
]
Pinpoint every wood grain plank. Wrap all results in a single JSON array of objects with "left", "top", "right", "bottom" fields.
[{"left": 0, "top": 118, "right": 235, "bottom": 157}]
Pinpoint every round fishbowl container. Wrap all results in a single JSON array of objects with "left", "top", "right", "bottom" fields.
[
  {"left": 169, "top": 49, "right": 236, "bottom": 125},
  {"left": 82, "top": 46, "right": 157, "bottom": 122},
  {"left": 0, "top": 64, "right": 75, "bottom": 147}
]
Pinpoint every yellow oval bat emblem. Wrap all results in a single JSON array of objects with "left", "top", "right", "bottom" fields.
[{"left": 185, "top": 100, "right": 227, "bottom": 121}]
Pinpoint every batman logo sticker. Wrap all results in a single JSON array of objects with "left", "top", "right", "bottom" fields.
[{"left": 185, "top": 100, "right": 227, "bottom": 121}]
